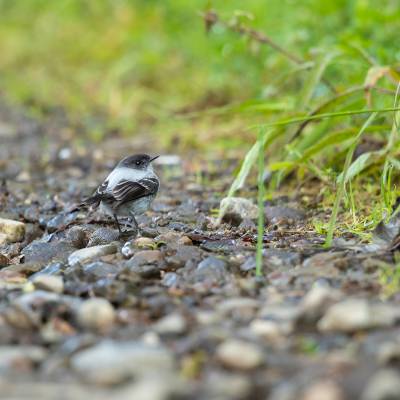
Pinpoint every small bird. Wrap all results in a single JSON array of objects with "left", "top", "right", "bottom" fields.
[{"left": 80, "top": 154, "right": 160, "bottom": 234}]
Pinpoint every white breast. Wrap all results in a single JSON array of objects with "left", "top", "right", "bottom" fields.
[
  {"left": 104, "top": 167, "right": 144, "bottom": 192},
  {"left": 104, "top": 166, "right": 158, "bottom": 193}
]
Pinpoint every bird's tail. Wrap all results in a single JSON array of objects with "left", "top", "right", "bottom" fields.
[{"left": 66, "top": 196, "right": 100, "bottom": 214}]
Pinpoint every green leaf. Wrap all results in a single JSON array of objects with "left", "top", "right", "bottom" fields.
[
  {"left": 325, "top": 112, "right": 378, "bottom": 247},
  {"left": 337, "top": 152, "right": 371, "bottom": 184},
  {"left": 299, "top": 52, "right": 336, "bottom": 108}
]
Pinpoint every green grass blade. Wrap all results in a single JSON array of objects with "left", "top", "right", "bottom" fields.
[
  {"left": 336, "top": 150, "right": 384, "bottom": 184},
  {"left": 299, "top": 52, "right": 336, "bottom": 108},
  {"left": 325, "top": 112, "right": 378, "bottom": 247},
  {"left": 251, "top": 106, "right": 400, "bottom": 130},
  {"left": 256, "top": 128, "right": 266, "bottom": 277},
  {"left": 217, "top": 129, "right": 274, "bottom": 222}
]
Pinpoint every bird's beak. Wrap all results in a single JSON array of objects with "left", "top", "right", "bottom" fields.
[{"left": 149, "top": 155, "right": 160, "bottom": 163}]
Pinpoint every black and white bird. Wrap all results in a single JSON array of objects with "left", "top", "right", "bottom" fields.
[{"left": 80, "top": 154, "right": 160, "bottom": 234}]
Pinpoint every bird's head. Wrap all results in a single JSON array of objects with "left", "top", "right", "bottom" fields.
[{"left": 119, "top": 154, "right": 159, "bottom": 170}]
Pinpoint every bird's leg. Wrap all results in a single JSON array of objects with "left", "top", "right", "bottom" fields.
[
  {"left": 130, "top": 215, "right": 139, "bottom": 230},
  {"left": 128, "top": 214, "right": 139, "bottom": 237},
  {"left": 113, "top": 213, "right": 122, "bottom": 235}
]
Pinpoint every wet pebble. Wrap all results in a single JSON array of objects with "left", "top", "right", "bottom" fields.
[
  {"left": 30, "top": 262, "right": 66, "bottom": 278},
  {"left": 77, "top": 298, "right": 115, "bottom": 332},
  {"left": 219, "top": 197, "right": 258, "bottom": 226},
  {"left": 362, "top": 369, "right": 400, "bottom": 400},
  {"left": 0, "top": 345, "right": 47, "bottom": 372},
  {"left": 0, "top": 218, "right": 25, "bottom": 244},
  {"left": 318, "top": 299, "right": 400, "bottom": 333},
  {"left": 127, "top": 250, "right": 163, "bottom": 268},
  {"left": 216, "top": 339, "right": 264, "bottom": 370},
  {"left": 204, "top": 371, "right": 252, "bottom": 400},
  {"left": 67, "top": 226, "right": 88, "bottom": 248},
  {"left": 265, "top": 205, "right": 306, "bottom": 225},
  {"left": 194, "top": 256, "right": 228, "bottom": 283},
  {"left": 217, "top": 297, "right": 259, "bottom": 319},
  {"left": 161, "top": 272, "right": 180, "bottom": 287},
  {"left": 68, "top": 243, "right": 118, "bottom": 267},
  {"left": 155, "top": 231, "right": 184, "bottom": 244},
  {"left": 153, "top": 312, "right": 187, "bottom": 335},
  {"left": 88, "top": 227, "right": 119, "bottom": 246},
  {"left": 46, "top": 212, "right": 78, "bottom": 233},
  {"left": 0, "top": 253, "right": 9, "bottom": 267},
  {"left": 377, "top": 341, "right": 400, "bottom": 365},
  {"left": 22, "top": 240, "right": 76, "bottom": 264},
  {"left": 302, "top": 380, "right": 344, "bottom": 400},
  {"left": 82, "top": 261, "right": 122, "bottom": 279},
  {"left": 134, "top": 237, "right": 156, "bottom": 249},
  {"left": 164, "top": 245, "right": 203, "bottom": 270},
  {"left": 298, "top": 285, "right": 342, "bottom": 323},
  {"left": 250, "top": 319, "right": 288, "bottom": 341},
  {"left": 31, "top": 275, "right": 64, "bottom": 294},
  {"left": 70, "top": 340, "right": 175, "bottom": 385}
]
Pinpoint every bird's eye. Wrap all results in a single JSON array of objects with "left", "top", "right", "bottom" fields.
[{"left": 136, "top": 161, "right": 141, "bottom": 165}]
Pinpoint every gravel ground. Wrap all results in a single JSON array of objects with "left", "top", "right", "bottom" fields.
[{"left": 0, "top": 102, "right": 400, "bottom": 400}]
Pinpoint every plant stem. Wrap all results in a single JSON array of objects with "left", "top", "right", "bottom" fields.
[
  {"left": 324, "top": 112, "right": 377, "bottom": 247},
  {"left": 253, "top": 106, "right": 400, "bottom": 130},
  {"left": 256, "top": 128, "right": 265, "bottom": 276}
]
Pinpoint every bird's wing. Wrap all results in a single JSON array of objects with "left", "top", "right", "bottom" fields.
[
  {"left": 80, "top": 178, "right": 112, "bottom": 207},
  {"left": 112, "top": 177, "right": 159, "bottom": 205}
]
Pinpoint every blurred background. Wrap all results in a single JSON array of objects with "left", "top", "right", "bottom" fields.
[{"left": 0, "top": 0, "right": 399, "bottom": 153}]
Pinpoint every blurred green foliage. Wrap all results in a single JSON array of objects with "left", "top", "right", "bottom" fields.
[
  {"left": 2, "top": 0, "right": 400, "bottom": 238},
  {"left": 0, "top": 0, "right": 399, "bottom": 143}
]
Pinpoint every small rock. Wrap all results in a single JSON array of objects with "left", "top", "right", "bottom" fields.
[
  {"left": 0, "top": 345, "right": 47, "bottom": 371},
  {"left": 238, "top": 218, "right": 256, "bottom": 231},
  {"left": 216, "top": 339, "right": 264, "bottom": 370},
  {"left": 240, "top": 256, "right": 256, "bottom": 272},
  {"left": 153, "top": 313, "right": 187, "bottom": 335},
  {"left": 30, "top": 262, "right": 66, "bottom": 278},
  {"left": 162, "top": 272, "right": 180, "bottom": 287},
  {"left": 164, "top": 245, "right": 203, "bottom": 270},
  {"left": 318, "top": 299, "right": 400, "bottom": 333},
  {"left": 205, "top": 371, "right": 252, "bottom": 400},
  {"left": 299, "top": 285, "right": 342, "bottom": 323},
  {"left": 303, "top": 251, "right": 348, "bottom": 271},
  {"left": 194, "top": 256, "right": 228, "bottom": 284},
  {"left": 134, "top": 237, "right": 156, "bottom": 249},
  {"left": 0, "top": 253, "right": 9, "bottom": 267},
  {"left": 0, "top": 233, "right": 8, "bottom": 245},
  {"left": 83, "top": 262, "right": 121, "bottom": 279},
  {"left": 31, "top": 275, "right": 64, "bottom": 294},
  {"left": 250, "top": 319, "right": 287, "bottom": 341},
  {"left": 302, "top": 380, "right": 344, "bottom": 400},
  {"left": 217, "top": 297, "right": 259, "bottom": 319},
  {"left": 22, "top": 240, "right": 76, "bottom": 264},
  {"left": 377, "top": 341, "right": 400, "bottom": 365},
  {"left": 196, "top": 310, "right": 220, "bottom": 325},
  {"left": 120, "top": 375, "right": 187, "bottom": 400},
  {"left": 0, "top": 218, "right": 25, "bottom": 243},
  {"left": 71, "top": 340, "right": 174, "bottom": 385},
  {"left": 77, "top": 298, "right": 115, "bottom": 331},
  {"left": 67, "top": 226, "right": 88, "bottom": 248},
  {"left": 121, "top": 240, "right": 135, "bottom": 258},
  {"left": 362, "top": 369, "right": 400, "bottom": 400},
  {"left": 155, "top": 231, "right": 184, "bottom": 244},
  {"left": 68, "top": 244, "right": 118, "bottom": 267},
  {"left": 88, "top": 228, "right": 119, "bottom": 246},
  {"left": 177, "top": 236, "right": 192, "bottom": 246},
  {"left": 127, "top": 250, "right": 163, "bottom": 268},
  {"left": 46, "top": 212, "right": 78, "bottom": 233},
  {"left": 219, "top": 197, "right": 259, "bottom": 226},
  {"left": 265, "top": 205, "right": 306, "bottom": 225}
]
